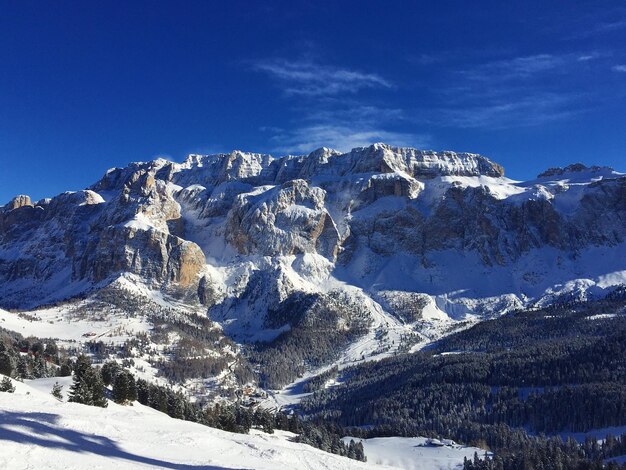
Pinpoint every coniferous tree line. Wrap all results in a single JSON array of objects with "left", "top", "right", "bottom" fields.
[
  {"left": 463, "top": 433, "right": 626, "bottom": 470},
  {"left": 298, "top": 293, "right": 626, "bottom": 468},
  {"left": 86, "top": 359, "right": 366, "bottom": 461},
  {"left": 2, "top": 342, "right": 367, "bottom": 463},
  {"left": 129, "top": 372, "right": 366, "bottom": 461}
]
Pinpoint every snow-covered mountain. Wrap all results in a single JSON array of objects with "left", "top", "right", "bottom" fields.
[{"left": 1, "top": 143, "right": 625, "bottom": 390}]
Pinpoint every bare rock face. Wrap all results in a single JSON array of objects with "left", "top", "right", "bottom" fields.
[
  {"left": 358, "top": 173, "right": 423, "bottom": 204},
  {"left": 0, "top": 160, "right": 207, "bottom": 307},
  {"left": 226, "top": 179, "right": 341, "bottom": 260},
  {"left": 80, "top": 163, "right": 205, "bottom": 289},
  {"left": 5, "top": 195, "right": 33, "bottom": 210},
  {"left": 74, "top": 225, "right": 204, "bottom": 288},
  {"left": 537, "top": 163, "right": 612, "bottom": 179}
]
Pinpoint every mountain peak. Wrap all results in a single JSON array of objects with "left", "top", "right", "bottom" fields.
[
  {"left": 2, "top": 194, "right": 33, "bottom": 211},
  {"left": 537, "top": 163, "right": 618, "bottom": 180},
  {"left": 345, "top": 143, "right": 505, "bottom": 178}
]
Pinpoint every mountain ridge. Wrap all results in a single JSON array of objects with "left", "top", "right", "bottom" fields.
[{"left": 1, "top": 142, "right": 625, "bottom": 390}]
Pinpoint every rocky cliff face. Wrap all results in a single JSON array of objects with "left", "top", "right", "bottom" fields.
[
  {"left": 0, "top": 160, "right": 206, "bottom": 307},
  {"left": 1, "top": 143, "right": 625, "bottom": 339}
]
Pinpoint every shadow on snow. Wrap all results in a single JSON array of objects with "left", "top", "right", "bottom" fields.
[{"left": 0, "top": 410, "right": 249, "bottom": 470}]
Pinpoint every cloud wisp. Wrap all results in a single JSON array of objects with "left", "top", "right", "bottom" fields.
[
  {"left": 252, "top": 47, "right": 620, "bottom": 150},
  {"left": 252, "top": 57, "right": 424, "bottom": 153},
  {"left": 433, "top": 93, "right": 582, "bottom": 129},
  {"left": 422, "top": 52, "right": 600, "bottom": 129},
  {"left": 253, "top": 58, "right": 392, "bottom": 96},
  {"left": 592, "top": 19, "right": 626, "bottom": 33},
  {"left": 459, "top": 54, "right": 568, "bottom": 81},
  {"left": 268, "top": 121, "right": 430, "bottom": 154}
]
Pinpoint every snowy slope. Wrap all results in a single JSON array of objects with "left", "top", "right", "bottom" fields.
[
  {"left": 342, "top": 437, "right": 484, "bottom": 470},
  {"left": 0, "top": 376, "right": 486, "bottom": 470},
  {"left": 0, "top": 376, "right": 391, "bottom": 470}
]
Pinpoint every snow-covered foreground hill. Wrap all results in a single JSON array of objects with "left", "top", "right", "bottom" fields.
[
  {"left": 0, "top": 376, "right": 379, "bottom": 470},
  {"left": 0, "top": 376, "right": 482, "bottom": 470}
]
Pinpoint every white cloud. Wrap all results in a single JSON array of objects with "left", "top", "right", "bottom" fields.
[
  {"left": 433, "top": 93, "right": 581, "bottom": 129},
  {"left": 594, "top": 19, "right": 626, "bottom": 32},
  {"left": 251, "top": 57, "right": 420, "bottom": 153},
  {"left": 577, "top": 53, "right": 600, "bottom": 61},
  {"left": 612, "top": 64, "right": 626, "bottom": 72},
  {"left": 253, "top": 59, "right": 392, "bottom": 96},
  {"left": 269, "top": 123, "right": 429, "bottom": 154},
  {"left": 425, "top": 53, "right": 593, "bottom": 129},
  {"left": 459, "top": 54, "right": 570, "bottom": 82}
]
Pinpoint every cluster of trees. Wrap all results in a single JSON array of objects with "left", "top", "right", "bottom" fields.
[
  {"left": 149, "top": 311, "right": 255, "bottom": 386},
  {"left": 157, "top": 356, "right": 231, "bottom": 383},
  {"left": 0, "top": 327, "right": 70, "bottom": 379},
  {"left": 130, "top": 374, "right": 365, "bottom": 460},
  {"left": 299, "top": 293, "right": 626, "bottom": 467},
  {"left": 295, "top": 421, "right": 365, "bottom": 461},
  {"left": 101, "top": 361, "right": 138, "bottom": 404}
]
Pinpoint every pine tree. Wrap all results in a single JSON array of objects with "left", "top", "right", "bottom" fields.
[
  {"left": 0, "top": 351, "right": 15, "bottom": 377},
  {"left": 112, "top": 371, "right": 136, "bottom": 404},
  {"left": 68, "top": 374, "right": 93, "bottom": 404},
  {"left": 136, "top": 378, "right": 149, "bottom": 404},
  {"left": 33, "top": 355, "right": 47, "bottom": 378},
  {"left": 73, "top": 355, "right": 92, "bottom": 381},
  {"left": 58, "top": 359, "right": 73, "bottom": 377},
  {"left": 30, "top": 342, "right": 45, "bottom": 356},
  {"left": 44, "top": 341, "right": 58, "bottom": 357},
  {"left": 89, "top": 369, "right": 108, "bottom": 408},
  {"left": 51, "top": 382, "right": 63, "bottom": 401},
  {"left": 0, "top": 376, "right": 15, "bottom": 393},
  {"left": 168, "top": 391, "right": 185, "bottom": 419},
  {"left": 354, "top": 441, "right": 366, "bottom": 462},
  {"left": 68, "top": 356, "right": 107, "bottom": 408},
  {"left": 68, "top": 355, "right": 93, "bottom": 404},
  {"left": 101, "top": 361, "right": 120, "bottom": 386},
  {"left": 17, "top": 355, "right": 30, "bottom": 379}
]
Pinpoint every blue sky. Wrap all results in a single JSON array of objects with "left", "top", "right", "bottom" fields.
[{"left": 1, "top": 0, "right": 626, "bottom": 202}]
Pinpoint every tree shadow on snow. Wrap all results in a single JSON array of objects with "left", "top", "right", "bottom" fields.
[{"left": 0, "top": 411, "right": 249, "bottom": 470}]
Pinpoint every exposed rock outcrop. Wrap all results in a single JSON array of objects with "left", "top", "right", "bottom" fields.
[{"left": 226, "top": 179, "right": 341, "bottom": 260}]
